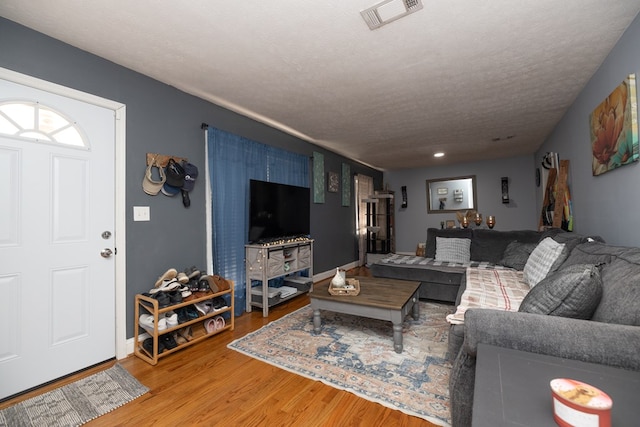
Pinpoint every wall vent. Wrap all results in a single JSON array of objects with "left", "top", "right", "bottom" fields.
[{"left": 361, "top": 0, "right": 423, "bottom": 30}]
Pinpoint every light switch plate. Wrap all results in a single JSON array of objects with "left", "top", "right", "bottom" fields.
[{"left": 133, "top": 206, "right": 150, "bottom": 221}]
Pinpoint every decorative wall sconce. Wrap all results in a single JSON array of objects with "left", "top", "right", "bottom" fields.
[{"left": 501, "top": 177, "right": 509, "bottom": 204}]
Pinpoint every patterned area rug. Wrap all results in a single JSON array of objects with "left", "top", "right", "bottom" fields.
[
  {"left": 228, "top": 301, "right": 454, "bottom": 426},
  {"left": 0, "top": 364, "right": 148, "bottom": 427}
]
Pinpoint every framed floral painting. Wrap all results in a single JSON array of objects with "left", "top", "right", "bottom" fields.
[{"left": 590, "top": 73, "right": 639, "bottom": 176}]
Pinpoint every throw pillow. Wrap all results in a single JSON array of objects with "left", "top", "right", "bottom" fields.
[
  {"left": 519, "top": 264, "right": 602, "bottom": 319},
  {"left": 523, "top": 237, "right": 567, "bottom": 287},
  {"left": 435, "top": 237, "right": 471, "bottom": 264},
  {"left": 499, "top": 241, "right": 538, "bottom": 270}
]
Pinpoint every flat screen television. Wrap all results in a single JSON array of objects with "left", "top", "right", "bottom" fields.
[{"left": 248, "top": 179, "right": 310, "bottom": 243}]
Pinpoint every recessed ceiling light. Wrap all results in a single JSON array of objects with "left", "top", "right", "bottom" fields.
[{"left": 434, "top": 152, "right": 445, "bottom": 158}]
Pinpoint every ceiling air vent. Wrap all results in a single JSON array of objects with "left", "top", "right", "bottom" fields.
[{"left": 361, "top": 0, "right": 423, "bottom": 30}]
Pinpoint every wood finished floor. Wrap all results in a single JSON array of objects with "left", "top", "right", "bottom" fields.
[{"left": 1, "top": 268, "right": 438, "bottom": 426}]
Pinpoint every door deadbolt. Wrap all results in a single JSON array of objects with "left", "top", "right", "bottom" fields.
[{"left": 102, "top": 231, "right": 112, "bottom": 239}]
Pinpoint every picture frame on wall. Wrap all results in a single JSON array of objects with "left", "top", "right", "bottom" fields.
[
  {"left": 328, "top": 171, "right": 339, "bottom": 192},
  {"left": 589, "top": 73, "right": 639, "bottom": 176}
]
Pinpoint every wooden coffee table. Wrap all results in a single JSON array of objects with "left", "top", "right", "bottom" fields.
[{"left": 309, "top": 276, "right": 421, "bottom": 353}]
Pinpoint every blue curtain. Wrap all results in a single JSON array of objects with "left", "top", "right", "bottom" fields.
[{"left": 207, "top": 127, "right": 309, "bottom": 315}]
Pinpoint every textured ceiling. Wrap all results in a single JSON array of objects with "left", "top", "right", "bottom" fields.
[{"left": 2, "top": 1, "right": 640, "bottom": 170}]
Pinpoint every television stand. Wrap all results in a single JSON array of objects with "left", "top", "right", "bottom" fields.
[{"left": 245, "top": 238, "right": 314, "bottom": 317}]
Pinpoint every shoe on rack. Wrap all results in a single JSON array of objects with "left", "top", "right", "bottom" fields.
[
  {"left": 184, "top": 305, "right": 200, "bottom": 320},
  {"left": 212, "top": 275, "right": 230, "bottom": 292},
  {"left": 198, "top": 277, "right": 211, "bottom": 293},
  {"left": 175, "top": 332, "right": 187, "bottom": 345},
  {"left": 161, "top": 334, "right": 178, "bottom": 350},
  {"left": 178, "top": 326, "right": 193, "bottom": 342},
  {"left": 151, "top": 292, "right": 171, "bottom": 308},
  {"left": 139, "top": 314, "right": 167, "bottom": 331},
  {"left": 179, "top": 285, "right": 192, "bottom": 299},
  {"left": 184, "top": 266, "right": 201, "bottom": 279},
  {"left": 212, "top": 296, "right": 228, "bottom": 311},
  {"left": 177, "top": 272, "right": 189, "bottom": 284},
  {"left": 167, "top": 290, "right": 182, "bottom": 305},
  {"left": 195, "top": 300, "right": 213, "bottom": 315},
  {"left": 214, "top": 315, "right": 225, "bottom": 330},
  {"left": 165, "top": 312, "right": 178, "bottom": 328},
  {"left": 142, "top": 337, "right": 165, "bottom": 355},
  {"left": 204, "top": 318, "right": 216, "bottom": 334},
  {"left": 188, "top": 279, "right": 199, "bottom": 293},
  {"left": 155, "top": 268, "right": 178, "bottom": 288},
  {"left": 175, "top": 307, "right": 188, "bottom": 324}
]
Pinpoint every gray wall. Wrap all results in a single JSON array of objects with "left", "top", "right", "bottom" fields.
[
  {"left": 0, "top": 18, "right": 382, "bottom": 338},
  {"left": 535, "top": 13, "right": 640, "bottom": 247},
  {"left": 384, "top": 155, "right": 538, "bottom": 253}
]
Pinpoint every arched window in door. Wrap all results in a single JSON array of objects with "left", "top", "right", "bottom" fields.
[{"left": 0, "top": 101, "right": 88, "bottom": 148}]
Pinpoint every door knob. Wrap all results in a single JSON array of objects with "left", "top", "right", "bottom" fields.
[{"left": 100, "top": 248, "right": 113, "bottom": 258}]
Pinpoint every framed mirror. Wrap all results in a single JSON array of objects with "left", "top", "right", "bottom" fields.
[{"left": 426, "top": 175, "right": 477, "bottom": 213}]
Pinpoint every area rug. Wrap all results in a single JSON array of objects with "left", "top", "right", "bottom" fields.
[
  {"left": 0, "top": 364, "right": 148, "bottom": 427},
  {"left": 228, "top": 301, "right": 454, "bottom": 426}
]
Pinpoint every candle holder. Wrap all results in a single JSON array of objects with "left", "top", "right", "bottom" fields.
[
  {"left": 460, "top": 216, "right": 469, "bottom": 228},
  {"left": 486, "top": 215, "right": 496, "bottom": 229},
  {"left": 474, "top": 213, "right": 483, "bottom": 226}
]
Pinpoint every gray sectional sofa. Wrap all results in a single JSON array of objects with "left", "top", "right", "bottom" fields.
[
  {"left": 371, "top": 228, "right": 640, "bottom": 427},
  {"left": 370, "top": 227, "right": 542, "bottom": 302}
]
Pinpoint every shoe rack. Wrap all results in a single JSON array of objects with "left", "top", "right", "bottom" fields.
[{"left": 134, "top": 284, "right": 234, "bottom": 365}]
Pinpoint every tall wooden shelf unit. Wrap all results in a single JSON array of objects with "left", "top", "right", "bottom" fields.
[
  {"left": 363, "top": 191, "right": 395, "bottom": 255},
  {"left": 245, "top": 238, "right": 314, "bottom": 317}
]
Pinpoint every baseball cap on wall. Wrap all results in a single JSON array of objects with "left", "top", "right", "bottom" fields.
[
  {"left": 162, "top": 159, "right": 185, "bottom": 197},
  {"left": 181, "top": 162, "right": 199, "bottom": 192},
  {"left": 142, "top": 159, "right": 166, "bottom": 196}
]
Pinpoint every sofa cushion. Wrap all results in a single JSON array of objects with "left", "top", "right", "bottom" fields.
[
  {"left": 435, "top": 237, "right": 471, "bottom": 263},
  {"left": 560, "top": 240, "right": 615, "bottom": 268},
  {"left": 499, "top": 242, "right": 538, "bottom": 270},
  {"left": 470, "top": 229, "right": 542, "bottom": 263},
  {"left": 425, "top": 228, "right": 473, "bottom": 258},
  {"left": 518, "top": 264, "right": 602, "bottom": 319},
  {"left": 523, "top": 237, "right": 567, "bottom": 287},
  {"left": 592, "top": 248, "right": 640, "bottom": 326}
]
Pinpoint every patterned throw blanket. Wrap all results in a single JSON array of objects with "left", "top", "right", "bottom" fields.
[
  {"left": 446, "top": 267, "right": 530, "bottom": 325},
  {"left": 380, "top": 254, "right": 501, "bottom": 269}
]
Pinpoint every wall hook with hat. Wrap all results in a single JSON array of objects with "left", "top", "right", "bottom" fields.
[{"left": 146, "top": 152, "right": 188, "bottom": 168}]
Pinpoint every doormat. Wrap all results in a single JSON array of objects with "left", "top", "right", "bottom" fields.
[
  {"left": 0, "top": 364, "right": 148, "bottom": 427},
  {"left": 228, "top": 301, "right": 453, "bottom": 426}
]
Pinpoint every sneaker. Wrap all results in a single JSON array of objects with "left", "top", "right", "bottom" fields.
[
  {"left": 198, "top": 277, "right": 210, "bottom": 293},
  {"left": 184, "top": 266, "right": 201, "bottom": 279},
  {"left": 165, "top": 312, "right": 178, "bottom": 328},
  {"left": 142, "top": 337, "right": 164, "bottom": 355},
  {"left": 155, "top": 268, "right": 178, "bottom": 288},
  {"left": 179, "top": 285, "right": 192, "bottom": 298},
  {"left": 188, "top": 279, "right": 200, "bottom": 293},
  {"left": 184, "top": 305, "right": 200, "bottom": 320},
  {"left": 212, "top": 296, "right": 228, "bottom": 311},
  {"left": 139, "top": 314, "right": 167, "bottom": 331},
  {"left": 167, "top": 290, "right": 182, "bottom": 305},
  {"left": 162, "top": 334, "right": 178, "bottom": 350},
  {"left": 195, "top": 300, "right": 213, "bottom": 315}
]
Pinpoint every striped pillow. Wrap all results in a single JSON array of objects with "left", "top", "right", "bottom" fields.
[
  {"left": 524, "top": 237, "right": 566, "bottom": 287},
  {"left": 435, "top": 237, "right": 471, "bottom": 264}
]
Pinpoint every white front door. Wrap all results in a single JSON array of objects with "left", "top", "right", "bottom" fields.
[{"left": 0, "top": 78, "right": 116, "bottom": 399}]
